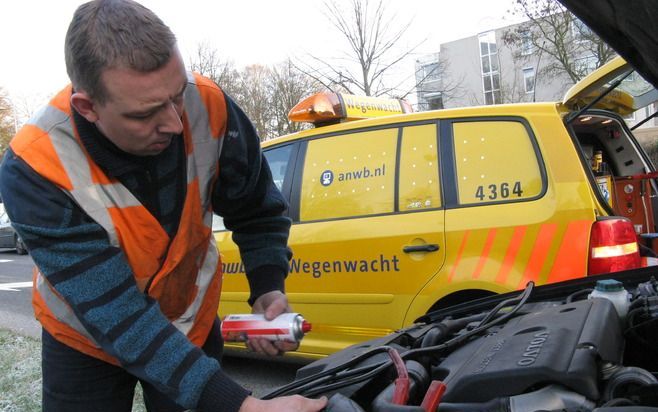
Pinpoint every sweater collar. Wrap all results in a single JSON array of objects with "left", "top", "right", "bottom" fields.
[{"left": 72, "top": 107, "right": 148, "bottom": 177}]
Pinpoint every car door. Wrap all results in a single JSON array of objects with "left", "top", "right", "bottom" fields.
[
  {"left": 215, "top": 123, "right": 446, "bottom": 356},
  {"left": 282, "top": 122, "right": 446, "bottom": 354}
]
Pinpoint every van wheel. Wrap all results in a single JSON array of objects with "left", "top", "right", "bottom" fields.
[{"left": 15, "top": 235, "right": 27, "bottom": 255}]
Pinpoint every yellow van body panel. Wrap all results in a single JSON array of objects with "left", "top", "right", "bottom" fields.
[{"left": 215, "top": 95, "right": 651, "bottom": 358}]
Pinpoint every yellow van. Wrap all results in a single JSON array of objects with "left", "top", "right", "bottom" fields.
[{"left": 214, "top": 56, "right": 658, "bottom": 359}]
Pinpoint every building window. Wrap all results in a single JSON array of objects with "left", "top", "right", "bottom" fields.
[
  {"left": 523, "top": 67, "right": 535, "bottom": 94},
  {"left": 418, "top": 93, "right": 443, "bottom": 111},
  {"left": 520, "top": 30, "right": 533, "bottom": 56},
  {"left": 415, "top": 53, "right": 442, "bottom": 111},
  {"left": 479, "top": 31, "right": 501, "bottom": 105},
  {"left": 427, "top": 95, "right": 444, "bottom": 110},
  {"left": 421, "top": 62, "right": 441, "bottom": 82},
  {"left": 574, "top": 55, "right": 597, "bottom": 78}
]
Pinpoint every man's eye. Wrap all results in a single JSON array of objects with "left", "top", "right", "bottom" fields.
[{"left": 129, "top": 112, "right": 154, "bottom": 120}]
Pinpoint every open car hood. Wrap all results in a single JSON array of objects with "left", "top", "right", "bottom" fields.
[
  {"left": 562, "top": 56, "right": 658, "bottom": 115},
  {"left": 558, "top": 0, "right": 658, "bottom": 91},
  {"left": 268, "top": 269, "right": 658, "bottom": 411}
]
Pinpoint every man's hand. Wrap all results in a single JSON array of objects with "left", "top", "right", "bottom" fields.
[
  {"left": 249, "top": 290, "right": 298, "bottom": 356},
  {"left": 239, "top": 395, "right": 328, "bottom": 412}
]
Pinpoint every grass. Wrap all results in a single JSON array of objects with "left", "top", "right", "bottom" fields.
[
  {"left": 0, "top": 329, "right": 146, "bottom": 412},
  {"left": 0, "top": 327, "right": 302, "bottom": 411},
  {"left": 0, "top": 329, "right": 41, "bottom": 412}
]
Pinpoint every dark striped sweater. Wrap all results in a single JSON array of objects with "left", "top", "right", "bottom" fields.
[{"left": 0, "top": 92, "right": 291, "bottom": 411}]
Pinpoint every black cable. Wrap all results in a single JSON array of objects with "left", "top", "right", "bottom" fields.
[
  {"left": 263, "top": 345, "right": 393, "bottom": 398},
  {"left": 601, "top": 397, "right": 636, "bottom": 407},
  {"left": 280, "top": 359, "right": 385, "bottom": 397},
  {"left": 566, "top": 288, "right": 593, "bottom": 303},
  {"left": 403, "top": 282, "right": 534, "bottom": 360},
  {"left": 269, "top": 282, "right": 536, "bottom": 399},
  {"left": 301, "top": 358, "right": 395, "bottom": 397}
]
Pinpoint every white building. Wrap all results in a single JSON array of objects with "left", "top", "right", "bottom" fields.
[{"left": 414, "top": 18, "right": 658, "bottom": 135}]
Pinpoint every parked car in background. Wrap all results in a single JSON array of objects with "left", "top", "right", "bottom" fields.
[
  {"left": 215, "top": 54, "right": 658, "bottom": 359},
  {"left": 0, "top": 203, "right": 27, "bottom": 254}
]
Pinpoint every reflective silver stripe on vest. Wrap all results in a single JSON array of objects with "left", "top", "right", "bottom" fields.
[
  {"left": 172, "top": 239, "right": 220, "bottom": 334},
  {"left": 167, "top": 75, "right": 221, "bottom": 334},
  {"left": 30, "top": 104, "right": 143, "bottom": 246},
  {"left": 184, "top": 72, "right": 222, "bottom": 224},
  {"left": 35, "top": 271, "right": 98, "bottom": 344}
]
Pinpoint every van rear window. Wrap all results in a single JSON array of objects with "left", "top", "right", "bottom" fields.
[{"left": 452, "top": 121, "right": 542, "bottom": 205}]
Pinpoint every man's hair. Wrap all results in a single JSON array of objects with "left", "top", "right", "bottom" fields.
[{"left": 64, "top": 0, "right": 177, "bottom": 103}]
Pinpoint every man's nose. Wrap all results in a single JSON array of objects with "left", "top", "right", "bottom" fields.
[{"left": 157, "top": 101, "right": 183, "bottom": 134}]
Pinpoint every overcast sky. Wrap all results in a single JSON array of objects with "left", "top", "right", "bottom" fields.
[{"left": 1, "top": 0, "right": 521, "bottom": 109}]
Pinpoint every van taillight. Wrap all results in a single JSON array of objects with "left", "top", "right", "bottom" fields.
[{"left": 588, "top": 218, "right": 641, "bottom": 275}]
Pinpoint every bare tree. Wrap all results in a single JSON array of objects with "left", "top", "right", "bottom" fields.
[
  {"left": 502, "top": 0, "right": 615, "bottom": 85},
  {"left": 413, "top": 55, "right": 466, "bottom": 110},
  {"left": 267, "top": 60, "right": 320, "bottom": 138},
  {"left": 498, "top": 65, "right": 529, "bottom": 104},
  {"left": 0, "top": 88, "right": 16, "bottom": 154},
  {"left": 188, "top": 43, "right": 323, "bottom": 140},
  {"left": 188, "top": 41, "right": 241, "bottom": 99},
  {"left": 236, "top": 64, "right": 273, "bottom": 140},
  {"left": 295, "top": 0, "right": 423, "bottom": 97}
]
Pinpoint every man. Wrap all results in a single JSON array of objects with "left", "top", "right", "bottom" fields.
[{"left": 0, "top": 0, "right": 327, "bottom": 411}]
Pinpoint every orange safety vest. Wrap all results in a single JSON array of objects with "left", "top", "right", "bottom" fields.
[{"left": 10, "top": 72, "right": 226, "bottom": 364}]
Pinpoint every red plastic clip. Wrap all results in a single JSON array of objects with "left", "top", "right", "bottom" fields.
[
  {"left": 420, "top": 380, "right": 447, "bottom": 412},
  {"left": 388, "top": 348, "right": 410, "bottom": 405}
]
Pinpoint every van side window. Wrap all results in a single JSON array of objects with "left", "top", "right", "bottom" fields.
[
  {"left": 264, "top": 144, "right": 294, "bottom": 192},
  {"left": 213, "top": 145, "right": 295, "bottom": 233},
  {"left": 399, "top": 124, "right": 441, "bottom": 210},
  {"left": 300, "top": 128, "right": 397, "bottom": 221},
  {"left": 452, "top": 120, "right": 542, "bottom": 205}
]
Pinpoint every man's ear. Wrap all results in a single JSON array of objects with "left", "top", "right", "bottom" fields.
[{"left": 70, "top": 91, "right": 99, "bottom": 123}]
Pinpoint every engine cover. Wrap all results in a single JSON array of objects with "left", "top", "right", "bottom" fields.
[{"left": 436, "top": 298, "right": 623, "bottom": 402}]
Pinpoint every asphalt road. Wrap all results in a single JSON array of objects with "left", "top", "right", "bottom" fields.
[{"left": 0, "top": 249, "right": 306, "bottom": 398}]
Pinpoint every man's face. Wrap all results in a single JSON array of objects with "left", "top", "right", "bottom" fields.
[{"left": 83, "top": 50, "right": 188, "bottom": 156}]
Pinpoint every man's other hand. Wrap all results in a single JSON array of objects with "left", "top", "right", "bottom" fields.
[
  {"left": 248, "top": 290, "right": 299, "bottom": 355},
  {"left": 239, "top": 395, "right": 328, "bottom": 412}
]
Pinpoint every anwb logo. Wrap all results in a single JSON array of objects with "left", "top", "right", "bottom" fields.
[{"left": 321, "top": 170, "right": 334, "bottom": 186}]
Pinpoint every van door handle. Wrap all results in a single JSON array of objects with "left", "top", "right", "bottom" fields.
[{"left": 403, "top": 244, "right": 440, "bottom": 253}]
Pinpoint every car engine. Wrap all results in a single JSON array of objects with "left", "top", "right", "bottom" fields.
[{"left": 265, "top": 269, "right": 658, "bottom": 411}]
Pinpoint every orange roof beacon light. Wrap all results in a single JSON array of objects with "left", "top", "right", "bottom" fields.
[{"left": 288, "top": 92, "right": 413, "bottom": 126}]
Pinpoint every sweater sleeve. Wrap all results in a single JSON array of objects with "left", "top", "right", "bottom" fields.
[
  {"left": 0, "top": 149, "right": 250, "bottom": 411},
  {"left": 212, "top": 93, "right": 292, "bottom": 305}
]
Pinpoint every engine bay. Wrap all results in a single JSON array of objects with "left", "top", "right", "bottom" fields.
[{"left": 266, "top": 269, "right": 658, "bottom": 411}]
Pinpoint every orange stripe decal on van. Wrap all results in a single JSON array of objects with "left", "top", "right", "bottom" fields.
[
  {"left": 448, "top": 230, "right": 471, "bottom": 283},
  {"left": 473, "top": 229, "right": 497, "bottom": 279},
  {"left": 517, "top": 223, "right": 557, "bottom": 289},
  {"left": 495, "top": 226, "right": 527, "bottom": 285},
  {"left": 546, "top": 220, "right": 591, "bottom": 284}
]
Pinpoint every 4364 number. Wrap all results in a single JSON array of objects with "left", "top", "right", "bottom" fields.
[{"left": 475, "top": 181, "right": 523, "bottom": 201}]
